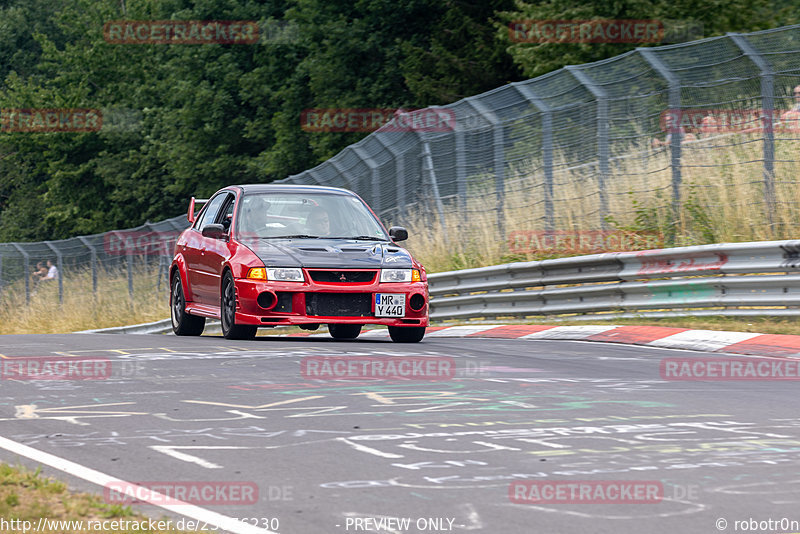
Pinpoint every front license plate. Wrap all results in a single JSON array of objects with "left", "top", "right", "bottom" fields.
[{"left": 374, "top": 293, "right": 406, "bottom": 317}]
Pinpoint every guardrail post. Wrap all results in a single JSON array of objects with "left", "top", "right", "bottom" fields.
[
  {"left": 566, "top": 66, "right": 609, "bottom": 228},
  {"left": 464, "top": 97, "right": 506, "bottom": 238},
  {"left": 11, "top": 244, "right": 30, "bottom": 304},
  {"left": 638, "top": 49, "right": 682, "bottom": 240},
  {"left": 0, "top": 252, "right": 3, "bottom": 299},
  {"left": 512, "top": 82, "right": 554, "bottom": 232},
  {"left": 77, "top": 237, "right": 98, "bottom": 295},
  {"left": 728, "top": 33, "right": 776, "bottom": 230}
]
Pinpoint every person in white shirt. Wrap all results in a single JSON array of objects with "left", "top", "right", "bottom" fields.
[{"left": 42, "top": 260, "right": 59, "bottom": 281}]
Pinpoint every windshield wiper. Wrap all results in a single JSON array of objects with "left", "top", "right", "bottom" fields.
[
  {"left": 328, "top": 235, "right": 390, "bottom": 241},
  {"left": 262, "top": 234, "right": 322, "bottom": 239}
]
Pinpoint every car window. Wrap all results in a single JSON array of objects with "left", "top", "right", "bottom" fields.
[
  {"left": 236, "top": 192, "right": 388, "bottom": 239},
  {"left": 218, "top": 194, "right": 236, "bottom": 230},
  {"left": 194, "top": 193, "right": 229, "bottom": 231}
]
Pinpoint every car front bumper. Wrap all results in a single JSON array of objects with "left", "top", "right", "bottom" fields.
[{"left": 232, "top": 277, "right": 429, "bottom": 327}]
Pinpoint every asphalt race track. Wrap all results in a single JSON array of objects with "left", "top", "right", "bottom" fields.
[{"left": 1, "top": 332, "right": 799, "bottom": 534}]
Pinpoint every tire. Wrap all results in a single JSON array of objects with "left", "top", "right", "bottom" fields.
[
  {"left": 328, "top": 324, "right": 362, "bottom": 340},
  {"left": 171, "top": 271, "right": 205, "bottom": 336},
  {"left": 388, "top": 326, "right": 426, "bottom": 343},
  {"left": 221, "top": 271, "right": 257, "bottom": 340}
]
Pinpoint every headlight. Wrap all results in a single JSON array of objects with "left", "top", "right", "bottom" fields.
[
  {"left": 380, "top": 269, "right": 415, "bottom": 283},
  {"left": 267, "top": 267, "right": 304, "bottom": 282}
]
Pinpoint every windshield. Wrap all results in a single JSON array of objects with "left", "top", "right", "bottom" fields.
[{"left": 236, "top": 191, "right": 389, "bottom": 240}]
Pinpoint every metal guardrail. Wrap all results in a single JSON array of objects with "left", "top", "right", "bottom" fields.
[
  {"left": 78, "top": 239, "right": 800, "bottom": 334},
  {"left": 427, "top": 240, "right": 800, "bottom": 321}
]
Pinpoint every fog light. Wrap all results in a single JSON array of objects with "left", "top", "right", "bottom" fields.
[{"left": 409, "top": 293, "right": 426, "bottom": 311}]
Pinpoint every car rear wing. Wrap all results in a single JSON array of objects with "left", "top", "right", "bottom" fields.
[{"left": 187, "top": 197, "right": 209, "bottom": 223}]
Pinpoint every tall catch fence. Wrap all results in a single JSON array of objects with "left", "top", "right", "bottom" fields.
[{"left": 2, "top": 24, "right": 800, "bottom": 303}]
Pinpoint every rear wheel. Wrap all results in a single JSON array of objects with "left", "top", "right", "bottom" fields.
[
  {"left": 328, "top": 324, "right": 362, "bottom": 340},
  {"left": 171, "top": 271, "right": 205, "bottom": 336},
  {"left": 388, "top": 326, "right": 425, "bottom": 343},
  {"left": 221, "top": 271, "right": 257, "bottom": 340}
]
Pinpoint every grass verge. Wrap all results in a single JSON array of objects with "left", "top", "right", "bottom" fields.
[{"left": 0, "top": 463, "right": 192, "bottom": 533}]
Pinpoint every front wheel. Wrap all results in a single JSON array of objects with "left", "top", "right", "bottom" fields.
[
  {"left": 221, "top": 271, "right": 257, "bottom": 340},
  {"left": 171, "top": 271, "right": 205, "bottom": 336},
  {"left": 328, "top": 324, "right": 362, "bottom": 340},
  {"left": 388, "top": 326, "right": 425, "bottom": 343}
]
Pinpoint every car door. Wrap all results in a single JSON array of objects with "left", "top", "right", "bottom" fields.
[
  {"left": 187, "top": 192, "right": 230, "bottom": 304},
  {"left": 196, "top": 193, "right": 236, "bottom": 306}
]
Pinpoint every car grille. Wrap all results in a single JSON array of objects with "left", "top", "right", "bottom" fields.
[
  {"left": 305, "top": 293, "right": 372, "bottom": 317},
  {"left": 308, "top": 270, "right": 377, "bottom": 283}
]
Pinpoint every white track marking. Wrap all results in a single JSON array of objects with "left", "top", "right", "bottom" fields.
[
  {"left": 647, "top": 330, "right": 761, "bottom": 352},
  {"left": 149, "top": 445, "right": 249, "bottom": 469},
  {"left": 520, "top": 325, "right": 619, "bottom": 339},
  {"left": 425, "top": 325, "right": 501, "bottom": 337},
  {"left": 0, "top": 436, "right": 275, "bottom": 534},
  {"left": 336, "top": 437, "right": 404, "bottom": 458}
]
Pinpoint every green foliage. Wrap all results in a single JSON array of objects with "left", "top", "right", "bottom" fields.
[
  {"left": 0, "top": 0, "right": 520, "bottom": 241},
  {"left": 0, "top": 0, "right": 797, "bottom": 241}
]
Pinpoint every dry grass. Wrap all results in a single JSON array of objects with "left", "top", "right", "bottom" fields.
[
  {"left": 0, "top": 266, "right": 168, "bottom": 335},
  {"left": 400, "top": 134, "right": 800, "bottom": 272}
]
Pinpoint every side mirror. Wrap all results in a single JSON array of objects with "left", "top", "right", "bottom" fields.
[
  {"left": 202, "top": 223, "right": 227, "bottom": 239},
  {"left": 389, "top": 226, "right": 408, "bottom": 242}
]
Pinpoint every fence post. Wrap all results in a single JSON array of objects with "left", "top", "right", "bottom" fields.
[
  {"left": 11, "top": 244, "right": 30, "bottom": 304},
  {"left": 352, "top": 145, "right": 382, "bottom": 218},
  {"left": 421, "top": 139, "right": 449, "bottom": 243},
  {"left": 110, "top": 230, "right": 134, "bottom": 305},
  {"left": 0, "top": 251, "right": 3, "bottom": 299},
  {"left": 373, "top": 133, "right": 407, "bottom": 221},
  {"left": 463, "top": 96, "right": 506, "bottom": 238},
  {"left": 78, "top": 236, "right": 98, "bottom": 294},
  {"left": 42, "top": 241, "right": 63, "bottom": 304},
  {"left": 566, "top": 66, "right": 609, "bottom": 227},
  {"left": 638, "top": 48, "right": 682, "bottom": 237},
  {"left": 728, "top": 32, "right": 776, "bottom": 229},
  {"left": 329, "top": 156, "right": 358, "bottom": 193},
  {"left": 512, "top": 82, "right": 554, "bottom": 232}
]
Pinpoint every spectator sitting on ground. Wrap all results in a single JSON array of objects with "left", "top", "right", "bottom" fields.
[
  {"left": 30, "top": 261, "right": 47, "bottom": 286},
  {"left": 41, "top": 260, "right": 59, "bottom": 281}
]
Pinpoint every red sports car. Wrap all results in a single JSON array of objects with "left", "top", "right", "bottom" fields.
[{"left": 169, "top": 184, "right": 429, "bottom": 341}]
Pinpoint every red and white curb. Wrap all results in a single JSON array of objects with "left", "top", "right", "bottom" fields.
[{"left": 285, "top": 324, "right": 800, "bottom": 359}]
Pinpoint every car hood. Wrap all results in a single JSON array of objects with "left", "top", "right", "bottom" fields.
[{"left": 239, "top": 238, "right": 414, "bottom": 269}]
